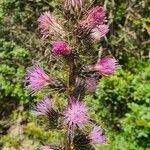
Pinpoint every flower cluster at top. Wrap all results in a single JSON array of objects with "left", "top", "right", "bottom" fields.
[{"left": 24, "top": 0, "right": 120, "bottom": 149}]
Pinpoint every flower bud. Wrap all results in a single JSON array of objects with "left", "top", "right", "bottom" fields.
[
  {"left": 88, "top": 126, "right": 107, "bottom": 144},
  {"left": 81, "top": 6, "right": 106, "bottom": 31},
  {"left": 90, "top": 25, "right": 109, "bottom": 42},
  {"left": 52, "top": 41, "right": 71, "bottom": 56},
  {"left": 64, "top": 0, "right": 83, "bottom": 11},
  {"left": 38, "top": 11, "right": 64, "bottom": 38},
  {"left": 94, "top": 57, "right": 120, "bottom": 76}
]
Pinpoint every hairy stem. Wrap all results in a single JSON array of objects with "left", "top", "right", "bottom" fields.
[
  {"left": 64, "top": 53, "right": 76, "bottom": 150},
  {"left": 64, "top": 134, "right": 71, "bottom": 150},
  {"left": 68, "top": 53, "right": 76, "bottom": 99}
]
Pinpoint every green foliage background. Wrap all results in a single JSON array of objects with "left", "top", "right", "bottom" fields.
[{"left": 0, "top": 0, "right": 149, "bottom": 150}]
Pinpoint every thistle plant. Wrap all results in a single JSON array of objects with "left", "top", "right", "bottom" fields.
[{"left": 24, "top": 0, "right": 120, "bottom": 150}]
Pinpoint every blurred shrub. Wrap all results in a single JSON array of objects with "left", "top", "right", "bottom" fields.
[
  {"left": 88, "top": 59, "right": 150, "bottom": 149},
  {"left": 0, "top": 39, "right": 31, "bottom": 119},
  {"left": 0, "top": 0, "right": 57, "bottom": 119},
  {"left": 25, "top": 123, "right": 64, "bottom": 145}
]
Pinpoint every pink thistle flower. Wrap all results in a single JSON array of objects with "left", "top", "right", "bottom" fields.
[
  {"left": 82, "top": 6, "right": 106, "bottom": 30},
  {"left": 38, "top": 11, "right": 64, "bottom": 38},
  {"left": 89, "top": 126, "right": 107, "bottom": 144},
  {"left": 90, "top": 24, "right": 109, "bottom": 42},
  {"left": 52, "top": 41, "right": 71, "bottom": 56},
  {"left": 41, "top": 146, "right": 53, "bottom": 150},
  {"left": 85, "top": 77, "right": 98, "bottom": 93},
  {"left": 64, "top": 0, "right": 83, "bottom": 11},
  {"left": 25, "top": 64, "right": 54, "bottom": 94},
  {"left": 34, "top": 96, "right": 53, "bottom": 116},
  {"left": 64, "top": 100, "right": 89, "bottom": 129},
  {"left": 94, "top": 57, "right": 120, "bottom": 76}
]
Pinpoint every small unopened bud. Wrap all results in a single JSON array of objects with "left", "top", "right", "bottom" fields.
[
  {"left": 88, "top": 126, "right": 107, "bottom": 144},
  {"left": 64, "top": 0, "right": 83, "bottom": 12},
  {"left": 52, "top": 41, "right": 71, "bottom": 56},
  {"left": 90, "top": 25, "right": 109, "bottom": 42}
]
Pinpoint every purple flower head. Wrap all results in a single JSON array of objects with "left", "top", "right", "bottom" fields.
[
  {"left": 85, "top": 77, "right": 98, "bottom": 93},
  {"left": 38, "top": 11, "right": 64, "bottom": 38},
  {"left": 64, "top": 0, "right": 83, "bottom": 11},
  {"left": 82, "top": 6, "right": 106, "bottom": 30},
  {"left": 34, "top": 96, "right": 53, "bottom": 116},
  {"left": 40, "top": 145, "right": 53, "bottom": 150},
  {"left": 52, "top": 41, "right": 71, "bottom": 56},
  {"left": 25, "top": 64, "right": 54, "bottom": 94},
  {"left": 64, "top": 100, "right": 89, "bottom": 128},
  {"left": 94, "top": 57, "right": 120, "bottom": 76},
  {"left": 90, "top": 24, "right": 109, "bottom": 42},
  {"left": 89, "top": 126, "right": 107, "bottom": 144}
]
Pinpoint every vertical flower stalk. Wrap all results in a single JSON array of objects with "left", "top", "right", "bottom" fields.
[
  {"left": 68, "top": 53, "right": 76, "bottom": 97},
  {"left": 64, "top": 53, "right": 77, "bottom": 150},
  {"left": 24, "top": 0, "right": 121, "bottom": 149}
]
